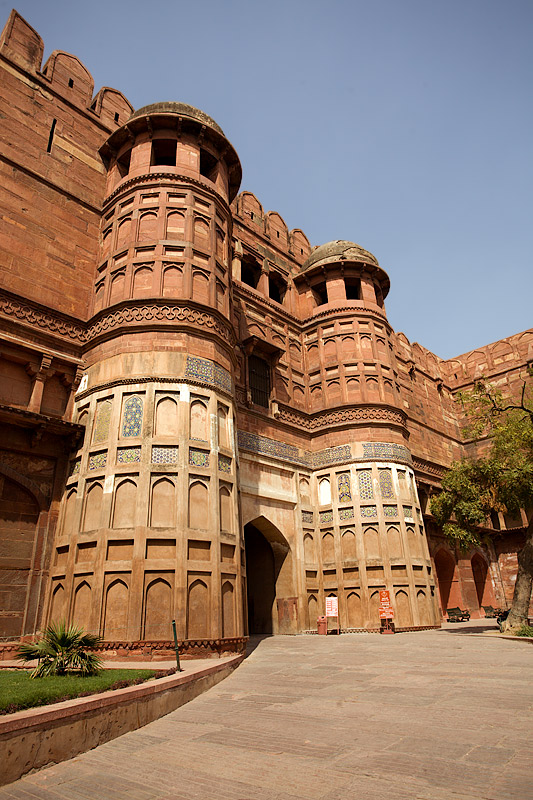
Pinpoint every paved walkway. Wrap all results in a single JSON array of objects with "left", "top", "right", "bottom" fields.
[{"left": 2, "top": 626, "right": 532, "bottom": 799}]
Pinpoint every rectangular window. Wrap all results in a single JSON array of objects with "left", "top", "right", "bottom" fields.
[{"left": 249, "top": 355, "right": 270, "bottom": 407}]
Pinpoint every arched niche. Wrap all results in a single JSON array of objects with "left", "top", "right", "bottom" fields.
[
  {"left": 318, "top": 477, "right": 331, "bottom": 506},
  {"left": 143, "top": 578, "right": 172, "bottom": 640},
  {"left": 72, "top": 580, "right": 92, "bottom": 629},
  {"left": 434, "top": 548, "right": 462, "bottom": 613},
  {"left": 471, "top": 553, "right": 495, "bottom": 608},
  {"left": 321, "top": 532, "right": 335, "bottom": 564},
  {"left": 304, "top": 532, "right": 315, "bottom": 564},
  {"left": 150, "top": 478, "right": 176, "bottom": 528},
  {"left": 395, "top": 590, "right": 413, "bottom": 628},
  {"left": 416, "top": 589, "right": 433, "bottom": 627},
  {"left": 192, "top": 269, "right": 209, "bottom": 304},
  {"left": 217, "top": 405, "right": 229, "bottom": 448},
  {"left": 189, "top": 481, "right": 208, "bottom": 529},
  {"left": 307, "top": 594, "right": 318, "bottom": 628},
  {"left": 363, "top": 526, "right": 380, "bottom": 560},
  {"left": 346, "top": 591, "right": 363, "bottom": 628},
  {"left": 103, "top": 579, "right": 129, "bottom": 640},
  {"left": 162, "top": 265, "right": 183, "bottom": 297},
  {"left": 62, "top": 488, "right": 78, "bottom": 537},
  {"left": 187, "top": 578, "right": 209, "bottom": 638},
  {"left": 190, "top": 399, "right": 208, "bottom": 441},
  {"left": 387, "top": 526, "right": 403, "bottom": 559},
  {"left": 49, "top": 582, "right": 66, "bottom": 623},
  {"left": 138, "top": 211, "right": 158, "bottom": 242},
  {"left": 155, "top": 396, "right": 179, "bottom": 436},
  {"left": 219, "top": 485, "right": 232, "bottom": 532},
  {"left": 83, "top": 482, "right": 103, "bottom": 531},
  {"left": 221, "top": 580, "right": 235, "bottom": 637},
  {"left": 132, "top": 266, "right": 153, "bottom": 298},
  {"left": 341, "top": 529, "right": 357, "bottom": 562},
  {"left": 113, "top": 479, "right": 137, "bottom": 528}
]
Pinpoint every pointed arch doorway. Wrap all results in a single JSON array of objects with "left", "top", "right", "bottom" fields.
[{"left": 244, "top": 516, "right": 295, "bottom": 635}]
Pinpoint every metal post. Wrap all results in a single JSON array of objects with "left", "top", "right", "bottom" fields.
[{"left": 172, "top": 619, "right": 183, "bottom": 671}]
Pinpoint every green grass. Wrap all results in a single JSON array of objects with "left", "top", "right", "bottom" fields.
[
  {"left": 513, "top": 624, "right": 533, "bottom": 637},
  {"left": 0, "top": 669, "right": 156, "bottom": 714}
]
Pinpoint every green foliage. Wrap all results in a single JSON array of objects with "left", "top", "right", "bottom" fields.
[
  {"left": 431, "top": 380, "right": 533, "bottom": 552},
  {"left": 16, "top": 621, "right": 104, "bottom": 678},
  {"left": 512, "top": 624, "right": 533, "bottom": 637},
  {"left": 0, "top": 669, "right": 156, "bottom": 714}
]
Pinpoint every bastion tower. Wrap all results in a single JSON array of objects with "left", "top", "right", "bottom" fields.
[
  {"left": 288, "top": 241, "right": 441, "bottom": 630},
  {"left": 55, "top": 103, "right": 246, "bottom": 646}
]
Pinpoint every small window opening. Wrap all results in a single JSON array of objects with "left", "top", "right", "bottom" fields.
[
  {"left": 312, "top": 281, "right": 328, "bottom": 306},
  {"left": 117, "top": 148, "right": 132, "bottom": 178},
  {"left": 46, "top": 119, "right": 57, "bottom": 153},
  {"left": 249, "top": 355, "right": 271, "bottom": 408},
  {"left": 241, "top": 257, "right": 261, "bottom": 289},
  {"left": 300, "top": 248, "right": 303, "bottom": 255},
  {"left": 276, "top": 231, "right": 280, "bottom": 238},
  {"left": 199, "top": 148, "right": 218, "bottom": 180},
  {"left": 114, "top": 112, "right": 120, "bottom": 123},
  {"left": 490, "top": 511, "right": 501, "bottom": 530},
  {"left": 151, "top": 139, "right": 177, "bottom": 167},
  {"left": 345, "top": 277, "right": 361, "bottom": 300},
  {"left": 268, "top": 273, "right": 287, "bottom": 304},
  {"left": 68, "top": 78, "right": 74, "bottom": 88}
]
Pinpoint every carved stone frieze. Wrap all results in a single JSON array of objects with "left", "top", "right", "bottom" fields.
[
  {"left": 85, "top": 302, "right": 237, "bottom": 347},
  {"left": 277, "top": 404, "right": 407, "bottom": 431},
  {"left": 0, "top": 291, "right": 85, "bottom": 343}
]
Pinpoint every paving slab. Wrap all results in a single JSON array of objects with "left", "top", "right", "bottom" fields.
[{"left": 1, "top": 627, "right": 532, "bottom": 799}]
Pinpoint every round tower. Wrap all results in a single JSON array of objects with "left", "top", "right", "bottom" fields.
[
  {"left": 51, "top": 104, "right": 246, "bottom": 655},
  {"left": 294, "top": 241, "right": 440, "bottom": 631}
]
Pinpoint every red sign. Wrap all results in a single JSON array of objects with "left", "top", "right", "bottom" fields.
[
  {"left": 325, "top": 597, "right": 338, "bottom": 617},
  {"left": 379, "top": 590, "right": 394, "bottom": 618}
]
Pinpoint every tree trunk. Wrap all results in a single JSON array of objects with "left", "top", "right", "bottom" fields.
[{"left": 502, "top": 518, "right": 533, "bottom": 630}]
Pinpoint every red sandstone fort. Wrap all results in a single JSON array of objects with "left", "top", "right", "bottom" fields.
[{"left": 0, "top": 10, "right": 531, "bottom": 657}]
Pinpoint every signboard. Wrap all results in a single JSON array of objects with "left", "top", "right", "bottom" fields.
[
  {"left": 325, "top": 596, "right": 339, "bottom": 617},
  {"left": 379, "top": 590, "right": 394, "bottom": 619}
]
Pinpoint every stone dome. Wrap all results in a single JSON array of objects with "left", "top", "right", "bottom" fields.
[
  {"left": 129, "top": 102, "right": 224, "bottom": 136},
  {"left": 301, "top": 240, "right": 379, "bottom": 272}
]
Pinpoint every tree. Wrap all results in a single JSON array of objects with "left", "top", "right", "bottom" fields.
[
  {"left": 431, "top": 379, "right": 533, "bottom": 631},
  {"left": 16, "top": 620, "right": 104, "bottom": 678}
]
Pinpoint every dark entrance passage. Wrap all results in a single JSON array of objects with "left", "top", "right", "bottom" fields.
[{"left": 244, "top": 523, "right": 276, "bottom": 634}]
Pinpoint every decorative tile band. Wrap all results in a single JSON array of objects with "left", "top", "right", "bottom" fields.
[
  {"left": 302, "top": 510, "right": 314, "bottom": 524},
  {"left": 383, "top": 505, "right": 398, "bottom": 517},
  {"left": 237, "top": 431, "right": 352, "bottom": 469},
  {"left": 185, "top": 356, "right": 232, "bottom": 394},
  {"left": 117, "top": 446, "right": 141, "bottom": 464},
  {"left": 403, "top": 505, "right": 414, "bottom": 521},
  {"left": 362, "top": 442, "right": 412, "bottom": 464},
  {"left": 339, "top": 507, "right": 354, "bottom": 520},
  {"left": 360, "top": 505, "right": 378, "bottom": 518},
  {"left": 218, "top": 454, "right": 232, "bottom": 473},
  {"left": 189, "top": 448, "right": 209, "bottom": 467},
  {"left": 88, "top": 451, "right": 107, "bottom": 471},
  {"left": 70, "top": 459, "right": 81, "bottom": 477},
  {"left": 152, "top": 446, "right": 179, "bottom": 464},
  {"left": 319, "top": 510, "right": 333, "bottom": 524}
]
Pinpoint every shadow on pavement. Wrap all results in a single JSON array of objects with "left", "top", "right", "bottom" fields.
[{"left": 245, "top": 634, "right": 272, "bottom": 657}]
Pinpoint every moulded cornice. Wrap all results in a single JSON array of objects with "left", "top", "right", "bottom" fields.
[
  {"left": 0, "top": 289, "right": 86, "bottom": 344},
  {"left": 74, "top": 374, "right": 235, "bottom": 403},
  {"left": 276, "top": 402, "right": 408, "bottom": 432},
  {"left": 102, "top": 172, "right": 231, "bottom": 214},
  {"left": 85, "top": 299, "right": 237, "bottom": 350}
]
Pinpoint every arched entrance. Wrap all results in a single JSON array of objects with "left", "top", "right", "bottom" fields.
[
  {"left": 471, "top": 553, "right": 495, "bottom": 608},
  {"left": 244, "top": 516, "right": 295, "bottom": 635},
  {"left": 434, "top": 548, "right": 463, "bottom": 615}
]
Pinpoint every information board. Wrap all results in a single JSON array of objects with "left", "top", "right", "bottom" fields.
[{"left": 325, "top": 596, "right": 339, "bottom": 617}]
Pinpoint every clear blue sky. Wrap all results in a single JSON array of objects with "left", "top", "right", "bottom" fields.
[{"left": 4, "top": 0, "right": 532, "bottom": 359}]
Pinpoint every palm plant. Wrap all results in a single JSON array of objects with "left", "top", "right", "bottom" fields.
[{"left": 16, "top": 621, "right": 104, "bottom": 678}]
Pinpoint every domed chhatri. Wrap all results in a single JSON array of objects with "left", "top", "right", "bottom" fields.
[
  {"left": 129, "top": 102, "right": 224, "bottom": 136},
  {"left": 302, "top": 239, "right": 379, "bottom": 272}
]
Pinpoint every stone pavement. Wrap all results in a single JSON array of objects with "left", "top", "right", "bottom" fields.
[{"left": 1, "top": 626, "right": 532, "bottom": 799}]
